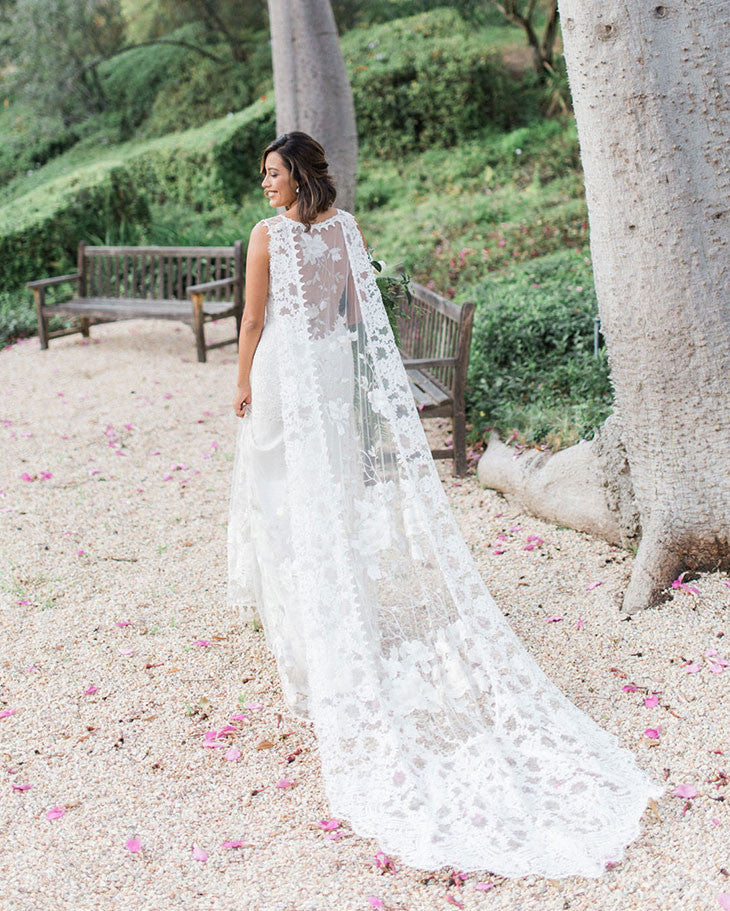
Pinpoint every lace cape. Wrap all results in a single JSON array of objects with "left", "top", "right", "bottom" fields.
[{"left": 227, "top": 208, "right": 665, "bottom": 877}]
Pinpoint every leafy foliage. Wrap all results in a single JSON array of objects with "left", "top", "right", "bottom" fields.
[
  {"left": 465, "top": 250, "right": 613, "bottom": 449},
  {"left": 342, "top": 9, "right": 541, "bottom": 156}
]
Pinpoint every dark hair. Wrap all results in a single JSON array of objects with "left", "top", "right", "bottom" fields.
[{"left": 260, "top": 131, "right": 337, "bottom": 231}]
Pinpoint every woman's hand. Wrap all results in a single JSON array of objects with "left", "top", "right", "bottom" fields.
[{"left": 233, "top": 384, "right": 251, "bottom": 418}]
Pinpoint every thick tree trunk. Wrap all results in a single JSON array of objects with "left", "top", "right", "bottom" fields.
[
  {"left": 547, "top": 1, "right": 730, "bottom": 612},
  {"left": 267, "top": 0, "right": 358, "bottom": 212}
]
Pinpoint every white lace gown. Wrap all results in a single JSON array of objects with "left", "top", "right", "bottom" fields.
[{"left": 227, "top": 208, "right": 665, "bottom": 878}]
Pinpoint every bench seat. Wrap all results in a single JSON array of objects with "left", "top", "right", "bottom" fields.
[{"left": 45, "top": 297, "right": 237, "bottom": 322}]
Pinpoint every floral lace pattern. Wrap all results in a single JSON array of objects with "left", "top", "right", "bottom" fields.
[{"left": 227, "top": 208, "right": 665, "bottom": 877}]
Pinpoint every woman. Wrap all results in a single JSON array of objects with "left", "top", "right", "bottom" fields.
[{"left": 227, "top": 132, "right": 664, "bottom": 878}]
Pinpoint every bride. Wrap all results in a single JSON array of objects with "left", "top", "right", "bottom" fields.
[{"left": 227, "top": 131, "right": 664, "bottom": 878}]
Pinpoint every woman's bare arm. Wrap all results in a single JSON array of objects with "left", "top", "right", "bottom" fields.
[{"left": 233, "top": 222, "right": 269, "bottom": 417}]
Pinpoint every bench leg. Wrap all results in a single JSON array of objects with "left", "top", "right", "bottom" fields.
[
  {"left": 192, "top": 293, "right": 207, "bottom": 363},
  {"left": 33, "top": 288, "right": 49, "bottom": 350},
  {"left": 79, "top": 317, "right": 90, "bottom": 338},
  {"left": 452, "top": 403, "right": 467, "bottom": 477}
]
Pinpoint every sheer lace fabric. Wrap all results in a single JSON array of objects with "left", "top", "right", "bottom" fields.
[{"left": 227, "top": 209, "right": 664, "bottom": 878}]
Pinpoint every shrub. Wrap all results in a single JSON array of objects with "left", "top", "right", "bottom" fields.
[
  {"left": 342, "top": 9, "right": 540, "bottom": 157},
  {"left": 464, "top": 249, "right": 613, "bottom": 449},
  {"left": 0, "top": 97, "right": 275, "bottom": 290}
]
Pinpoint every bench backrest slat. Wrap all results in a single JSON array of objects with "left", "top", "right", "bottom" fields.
[
  {"left": 396, "top": 279, "right": 471, "bottom": 393},
  {"left": 81, "top": 245, "right": 236, "bottom": 302}
]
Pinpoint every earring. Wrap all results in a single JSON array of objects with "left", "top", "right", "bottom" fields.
[{"left": 295, "top": 186, "right": 299, "bottom": 194}]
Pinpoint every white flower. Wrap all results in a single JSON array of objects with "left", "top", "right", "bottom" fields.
[{"left": 299, "top": 232, "right": 329, "bottom": 265}]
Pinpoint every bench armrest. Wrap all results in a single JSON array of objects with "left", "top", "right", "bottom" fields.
[
  {"left": 402, "top": 356, "right": 457, "bottom": 368},
  {"left": 188, "top": 275, "right": 239, "bottom": 295},
  {"left": 26, "top": 272, "right": 81, "bottom": 290}
]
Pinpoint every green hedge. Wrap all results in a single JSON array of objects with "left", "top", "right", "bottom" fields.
[
  {"left": 464, "top": 249, "right": 613, "bottom": 448},
  {"left": 0, "top": 98, "right": 275, "bottom": 290},
  {"left": 342, "top": 9, "right": 540, "bottom": 157}
]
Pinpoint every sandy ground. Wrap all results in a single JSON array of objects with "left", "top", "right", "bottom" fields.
[{"left": 1, "top": 317, "right": 729, "bottom": 911}]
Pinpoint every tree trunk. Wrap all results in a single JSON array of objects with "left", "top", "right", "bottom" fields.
[
  {"left": 551, "top": 0, "right": 730, "bottom": 612},
  {"left": 267, "top": 0, "right": 358, "bottom": 212}
]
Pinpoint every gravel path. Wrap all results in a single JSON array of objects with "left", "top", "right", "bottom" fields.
[{"left": 1, "top": 319, "right": 728, "bottom": 911}]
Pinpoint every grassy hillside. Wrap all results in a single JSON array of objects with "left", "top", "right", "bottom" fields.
[{"left": 0, "top": 7, "right": 609, "bottom": 451}]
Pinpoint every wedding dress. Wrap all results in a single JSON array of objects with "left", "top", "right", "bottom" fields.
[{"left": 226, "top": 207, "right": 665, "bottom": 878}]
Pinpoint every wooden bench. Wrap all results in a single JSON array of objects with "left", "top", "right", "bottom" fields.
[
  {"left": 396, "top": 280, "right": 475, "bottom": 476},
  {"left": 27, "top": 242, "right": 244, "bottom": 362}
]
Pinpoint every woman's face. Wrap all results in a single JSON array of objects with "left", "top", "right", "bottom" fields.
[{"left": 261, "top": 151, "right": 298, "bottom": 209}]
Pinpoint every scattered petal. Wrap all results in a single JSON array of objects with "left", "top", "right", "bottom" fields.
[
  {"left": 319, "top": 819, "right": 340, "bottom": 830},
  {"left": 475, "top": 882, "right": 495, "bottom": 891},
  {"left": 224, "top": 747, "right": 241, "bottom": 762},
  {"left": 446, "top": 895, "right": 464, "bottom": 909},
  {"left": 191, "top": 844, "right": 208, "bottom": 862},
  {"left": 245, "top": 702, "right": 264, "bottom": 711},
  {"left": 84, "top": 685, "right": 98, "bottom": 696},
  {"left": 587, "top": 581, "right": 603, "bottom": 590},
  {"left": 276, "top": 778, "right": 295, "bottom": 788},
  {"left": 684, "top": 663, "right": 701, "bottom": 674},
  {"left": 718, "top": 895, "right": 730, "bottom": 910},
  {"left": 45, "top": 807, "right": 65, "bottom": 820},
  {"left": 368, "top": 899, "right": 385, "bottom": 910},
  {"left": 673, "top": 784, "right": 698, "bottom": 799},
  {"left": 0, "top": 709, "right": 17, "bottom": 719},
  {"left": 126, "top": 837, "right": 142, "bottom": 853},
  {"left": 222, "top": 840, "right": 247, "bottom": 849},
  {"left": 644, "top": 693, "right": 659, "bottom": 708},
  {"left": 644, "top": 727, "right": 662, "bottom": 740},
  {"left": 194, "top": 639, "right": 210, "bottom": 647},
  {"left": 12, "top": 783, "right": 32, "bottom": 791},
  {"left": 622, "top": 683, "right": 640, "bottom": 692},
  {"left": 576, "top": 617, "right": 583, "bottom": 629}
]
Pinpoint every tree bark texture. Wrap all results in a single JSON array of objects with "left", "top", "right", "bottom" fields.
[
  {"left": 267, "top": 0, "right": 358, "bottom": 212},
  {"left": 556, "top": 0, "right": 730, "bottom": 612}
]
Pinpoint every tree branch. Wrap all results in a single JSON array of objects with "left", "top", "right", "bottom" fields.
[{"left": 75, "top": 38, "right": 224, "bottom": 80}]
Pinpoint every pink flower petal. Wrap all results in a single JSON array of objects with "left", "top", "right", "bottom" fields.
[
  {"left": 0, "top": 709, "right": 17, "bottom": 719},
  {"left": 475, "top": 882, "right": 495, "bottom": 891},
  {"left": 245, "top": 702, "right": 264, "bottom": 711},
  {"left": 587, "top": 581, "right": 603, "bottom": 590},
  {"left": 45, "top": 806, "right": 65, "bottom": 820},
  {"left": 276, "top": 779, "right": 295, "bottom": 788},
  {"left": 709, "top": 663, "right": 725, "bottom": 674},
  {"left": 644, "top": 693, "right": 659, "bottom": 708},
  {"left": 368, "top": 899, "right": 385, "bottom": 910},
  {"left": 12, "top": 783, "right": 32, "bottom": 791},
  {"left": 622, "top": 683, "right": 640, "bottom": 692},
  {"left": 684, "top": 662, "right": 701, "bottom": 673},
  {"left": 718, "top": 895, "right": 730, "bottom": 910},
  {"left": 126, "top": 836, "right": 142, "bottom": 853},
  {"left": 224, "top": 747, "right": 241, "bottom": 761},
  {"left": 119, "top": 648, "right": 135, "bottom": 656},
  {"left": 191, "top": 844, "right": 208, "bottom": 862},
  {"left": 217, "top": 725, "right": 237, "bottom": 737},
  {"left": 84, "top": 685, "right": 98, "bottom": 695},
  {"left": 446, "top": 895, "right": 464, "bottom": 909},
  {"left": 116, "top": 621, "right": 131, "bottom": 627},
  {"left": 194, "top": 639, "right": 210, "bottom": 647},
  {"left": 229, "top": 713, "right": 249, "bottom": 722},
  {"left": 222, "top": 840, "right": 247, "bottom": 849},
  {"left": 644, "top": 727, "right": 662, "bottom": 740},
  {"left": 319, "top": 819, "right": 340, "bottom": 830},
  {"left": 576, "top": 617, "right": 583, "bottom": 629},
  {"left": 673, "top": 784, "right": 698, "bottom": 799}
]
